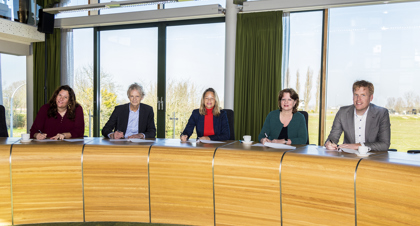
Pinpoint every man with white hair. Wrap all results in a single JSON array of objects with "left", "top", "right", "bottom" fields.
[{"left": 102, "top": 83, "right": 156, "bottom": 139}]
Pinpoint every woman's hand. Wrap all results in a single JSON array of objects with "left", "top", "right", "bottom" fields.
[
  {"left": 199, "top": 136, "right": 210, "bottom": 140},
  {"left": 260, "top": 138, "right": 271, "bottom": 145},
  {"left": 180, "top": 135, "right": 188, "bottom": 142},
  {"left": 51, "top": 133, "right": 65, "bottom": 140},
  {"left": 35, "top": 133, "right": 47, "bottom": 140}
]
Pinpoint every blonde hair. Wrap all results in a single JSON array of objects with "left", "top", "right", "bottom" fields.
[
  {"left": 353, "top": 80, "right": 374, "bottom": 96},
  {"left": 199, "top": 88, "right": 221, "bottom": 116}
]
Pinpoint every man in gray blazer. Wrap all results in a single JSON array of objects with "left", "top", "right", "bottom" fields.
[{"left": 325, "top": 80, "right": 390, "bottom": 151}]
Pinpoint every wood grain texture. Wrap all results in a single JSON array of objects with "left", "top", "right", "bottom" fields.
[
  {"left": 356, "top": 159, "right": 420, "bottom": 225},
  {"left": 214, "top": 143, "right": 286, "bottom": 226},
  {"left": 281, "top": 151, "right": 359, "bottom": 225},
  {"left": 83, "top": 144, "right": 150, "bottom": 222},
  {"left": 11, "top": 143, "right": 84, "bottom": 225},
  {"left": 0, "top": 143, "right": 11, "bottom": 226},
  {"left": 149, "top": 145, "right": 216, "bottom": 226}
]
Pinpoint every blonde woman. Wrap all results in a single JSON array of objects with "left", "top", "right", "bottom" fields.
[{"left": 181, "top": 88, "right": 230, "bottom": 141}]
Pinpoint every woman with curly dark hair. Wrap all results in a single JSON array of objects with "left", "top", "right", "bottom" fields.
[
  {"left": 30, "top": 85, "right": 85, "bottom": 140},
  {"left": 258, "top": 88, "right": 307, "bottom": 145}
]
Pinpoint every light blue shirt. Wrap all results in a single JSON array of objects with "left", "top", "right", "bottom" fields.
[{"left": 125, "top": 104, "right": 140, "bottom": 138}]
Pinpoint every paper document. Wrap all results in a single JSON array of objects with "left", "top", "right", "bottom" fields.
[
  {"left": 263, "top": 142, "right": 296, "bottom": 149},
  {"left": 63, "top": 139, "right": 85, "bottom": 142},
  {"left": 198, "top": 140, "right": 225, "bottom": 144},
  {"left": 339, "top": 148, "right": 358, "bottom": 154},
  {"left": 129, "top": 139, "right": 155, "bottom": 143},
  {"left": 34, "top": 139, "right": 61, "bottom": 142},
  {"left": 252, "top": 143, "right": 264, "bottom": 147},
  {"left": 109, "top": 139, "right": 129, "bottom": 142}
]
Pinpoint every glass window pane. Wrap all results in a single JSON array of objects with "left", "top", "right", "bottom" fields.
[
  {"left": 73, "top": 28, "right": 93, "bottom": 137},
  {"left": 166, "top": 22, "right": 225, "bottom": 138},
  {"left": 0, "top": 54, "right": 27, "bottom": 137},
  {"left": 287, "top": 11, "right": 323, "bottom": 144},
  {"left": 327, "top": 2, "right": 420, "bottom": 151},
  {"left": 100, "top": 28, "right": 158, "bottom": 133}
]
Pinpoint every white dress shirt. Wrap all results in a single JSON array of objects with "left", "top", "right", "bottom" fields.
[{"left": 354, "top": 107, "right": 369, "bottom": 145}]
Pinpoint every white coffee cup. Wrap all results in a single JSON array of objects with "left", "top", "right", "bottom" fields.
[
  {"left": 358, "top": 146, "right": 371, "bottom": 155},
  {"left": 21, "top": 133, "right": 30, "bottom": 141},
  {"left": 243, "top": 135, "right": 251, "bottom": 142}
]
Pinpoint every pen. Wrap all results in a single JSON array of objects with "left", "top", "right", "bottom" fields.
[
  {"left": 38, "top": 130, "right": 42, "bottom": 134},
  {"left": 265, "top": 133, "right": 268, "bottom": 138}
]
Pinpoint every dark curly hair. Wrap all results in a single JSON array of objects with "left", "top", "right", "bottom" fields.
[
  {"left": 278, "top": 88, "right": 299, "bottom": 113},
  {"left": 47, "top": 85, "right": 79, "bottom": 120}
]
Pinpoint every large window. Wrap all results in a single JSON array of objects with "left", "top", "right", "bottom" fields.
[
  {"left": 165, "top": 22, "right": 225, "bottom": 138},
  {"left": 286, "top": 11, "right": 323, "bottom": 145},
  {"left": 73, "top": 28, "right": 93, "bottom": 137},
  {"left": 0, "top": 54, "right": 27, "bottom": 137},
  {"left": 327, "top": 2, "right": 420, "bottom": 151},
  {"left": 99, "top": 28, "right": 158, "bottom": 132}
]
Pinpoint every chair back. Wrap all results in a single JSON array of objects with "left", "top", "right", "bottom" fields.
[
  {"left": 0, "top": 105, "right": 8, "bottom": 137},
  {"left": 224, "top": 109, "right": 235, "bottom": 140},
  {"left": 298, "top": 110, "right": 309, "bottom": 144}
]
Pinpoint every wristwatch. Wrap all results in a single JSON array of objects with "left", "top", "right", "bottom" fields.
[{"left": 285, "top": 138, "right": 288, "bottom": 144}]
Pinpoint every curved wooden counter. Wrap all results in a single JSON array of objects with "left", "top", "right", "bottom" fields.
[
  {"left": 149, "top": 139, "right": 232, "bottom": 226},
  {"left": 356, "top": 152, "right": 420, "bottom": 225},
  {"left": 2, "top": 138, "right": 420, "bottom": 225},
  {"left": 0, "top": 138, "right": 18, "bottom": 226},
  {"left": 11, "top": 140, "right": 85, "bottom": 225},
  {"left": 213, "top": 142, "right": 293, "bottom": 226},
  {"left": 281, "top": 146, "right": 385, "bottom": 226},
  {"left": 83, "top": 138, "right": 151, "bottom": 223}
]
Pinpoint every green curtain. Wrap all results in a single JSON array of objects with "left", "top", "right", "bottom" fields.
[
  {"left": 33, "top": 28, "right": 61, "bottom": 118},
  {"left": 234, "top": 11, "right": 283, "bottom": 141}
]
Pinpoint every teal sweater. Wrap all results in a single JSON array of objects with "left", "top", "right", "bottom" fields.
[{"left": 258, "top": 110, "right": 308, "bottom": 144}]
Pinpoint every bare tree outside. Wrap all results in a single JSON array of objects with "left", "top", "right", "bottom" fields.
[
  {"left": 303, "top": 67, "right": 313, "bottom": 111},
  {"left": 386, "top": 97, "right": 396, "bottom": 110},
  {"left": 395, "top": 97, "right": 405, "bottom": 114},
  {"left": 295, "top": 70, "right": 300, "bottom": 98},
  {"left": 285, "top": 67, "right": 290, "bottom": 88}
]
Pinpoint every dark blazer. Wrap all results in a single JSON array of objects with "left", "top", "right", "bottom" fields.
[
  {"left": 0, "top": 105, "right": 8, "bottom": 137},
  {"left": 102, "top": 103, "right": 156, "bottom": 138},
  {"left": 326, "top": 103, "right": 391, "bottom": 151},
  {"left": 182, "top": 109, "right": 230, "bottom": 141}
]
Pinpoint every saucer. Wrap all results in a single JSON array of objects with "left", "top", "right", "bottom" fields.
[
  {"left": 356, "top": 152, "right": 372, "bottom": 157},
  {"left": 242, "top": 141, "right": 253, "bottom": 145},
  {"left": 20, "top": 139, "right": 33, "bottom": 143}
]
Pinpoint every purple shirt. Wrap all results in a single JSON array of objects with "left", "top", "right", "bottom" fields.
[{"left": 30, "top": 104, "right": 85, "bottom": 139}]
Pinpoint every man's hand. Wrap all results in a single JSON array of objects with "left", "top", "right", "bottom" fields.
[
  {"left": 111, "top": 131, "right": 124, "bottom": 139},
  {"left": 128, "top": 133, "right": 145, "bottom": 139},
  {"left": 325, "top": 140, "right": 338, "bottom": 150}
]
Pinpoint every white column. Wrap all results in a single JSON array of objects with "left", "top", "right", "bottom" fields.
[{"left": 224, "top": 0, "right": 239, "bottom": 110}]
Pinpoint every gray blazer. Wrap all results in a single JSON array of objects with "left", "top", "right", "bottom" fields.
[{"left": 326, "top": 103, "right": 390, "bottom": 151}]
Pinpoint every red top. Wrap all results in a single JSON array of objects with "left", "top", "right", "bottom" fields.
[
  {"left": 30, "top": 104, "right": 85, "bottom": 139},
  {"left": 203, "top": 108, "right": 215, "bottom": 137}
]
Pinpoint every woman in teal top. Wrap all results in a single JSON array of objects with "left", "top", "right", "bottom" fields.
[{"left": 258, "top": 88, "right": 308, "bottom": 145}]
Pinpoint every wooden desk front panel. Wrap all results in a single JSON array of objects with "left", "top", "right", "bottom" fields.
[
  {"left": 214, "top": 149, "right": 283, "bottom": 226},
  {"left": 83, "top": 145, "right": 150, "bottom": 222},
  {"left": 11, "top": 144, "right": 83, "bottom": 225},
  {"left": 0, "top": 145, "right": 11, "bottom": 226},
  {"left": 281, "top": 152, "right": 357, "bottom": 226},
  {"left": 356, "top": 161, "right": 420, "bottom": 225},
  {"left": 149, "top": 146, "right": 215, "bottom": 226}
]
